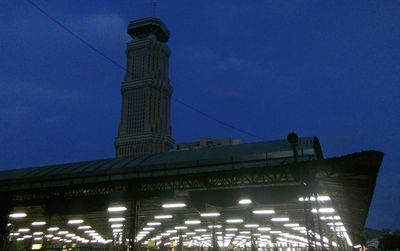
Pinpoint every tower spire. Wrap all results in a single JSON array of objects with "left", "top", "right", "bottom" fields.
[{"left": 115, "top": 17, "right": 174, "bottom": 157}]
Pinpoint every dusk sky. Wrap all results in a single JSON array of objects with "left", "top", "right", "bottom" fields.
[{"left": 1, "top": 1, "right": 399, "bottom": 230}]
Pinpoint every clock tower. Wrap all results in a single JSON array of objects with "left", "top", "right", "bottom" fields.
[{"left": 115, "top": 17, "right": 174, "bottom": 157}]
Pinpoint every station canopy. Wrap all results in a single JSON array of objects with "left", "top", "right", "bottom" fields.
[{"left": 0, "top": 136, "right": 383, "bottom": 250}]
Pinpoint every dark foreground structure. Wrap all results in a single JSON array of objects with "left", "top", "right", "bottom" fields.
[
  {"left": 0, "top": 17, "right": 383, "bottom": 251},
  {"left": 0, "top": 137, "right": 383, "bottom": 251}
]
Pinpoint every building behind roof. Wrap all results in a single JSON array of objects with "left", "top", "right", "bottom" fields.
[{"left": 176, "top": 137, "right": 243, "bottom": 150}]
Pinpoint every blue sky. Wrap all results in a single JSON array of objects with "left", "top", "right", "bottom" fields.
[{"left": 0, "top": 0, "right": 399, "bottom": 230}]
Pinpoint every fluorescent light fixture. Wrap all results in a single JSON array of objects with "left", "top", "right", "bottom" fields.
[
  {"left": 185, "top": 220, "right": 201, "bottom": 225},
  {"left": 23, "top": 235, "right": 32, "bottom": 239},
  {"left": 85, "top": 230, "right": 95, "bottom": 233},
  {"left": 225, "top": 228, "right": 238, "bottom": 231},
  {"left": 9, "top": 213, "right": 27, "bottom": 218},
  {"left": 161, "top": 233, "right": 171, "bottom": 236},
  {"left": 78, "top": 225, "right": 91, "bottom": 230},
  {"left": 33, "top": 232, "right": 43, "bottom": 236},
  {"left": 186, "top": 232, "right": 196, "bottom": 235},
  {"left": 195, "top": 229, "right": 207, "bottom": 232},
  {"left": 47, "top": 227, "right": 59, "bottom": 231},
  {"left": 175, "top": 226, "right": 187, "bottom": 230},
  {"left": 238, "top": 199, "right": 252, "bottom": 205},
  {"left": 162, "top": 203, "right": 186, "bottom": 208},
  {"left": 113, "top": 229, "right": 123, "bottom": 233},
  {"left": 44, "top": 234, "right": 53, "bottom": 238},
  {"left": 240, "top": 231, "right": 251, "bottom": 234},
  {"left": 107, "top": 206, "right": 127, "bottom": 212},
  {"left": 200, "top": 212, "right": 220, "bottom": 217},
  {"left": 226, "top": 219, "right": 243, "bottom": 223},
  {"left": 155, "top": 215, "right": 173, "bottom": 219},
  {"left": 108, "top": 217, "right": 125, "bottom": 222},
  {"left": 244, "top": 224, "right": 259, "bottom": 228},
  {"left": 270, "top": 231, "right": 281, "bottom": 234},
  {"left": 147, "top": 222, "right": 162, "bottom": 226},
  {"left": 18, "top": 228, "right": 30, "bottom": 232},
  {"left": 143, "top": 227, "right": 155, "bottom": 230},
  {"left": 208, "top": 225, "right": 222, "bottom": 229},
  {"left": 312, "top": 208, "right": 335, "bottom": 213},
  {"left": 270, "top": 218, "right": 290, "bottom": 222},
  {"left": 58, "top": 231, "right": 68, "bottom": 235},
  {"left": 31, "top": 222, "right": 46, "bottom": 226},
  {"left": 258, "top": 227, "right": 271, "bottom": 231},
  {"left": 253, "top": 210, "right": 275, "bottom": 215},
  {"left": 166, "top": 230, "right": 177, "bottom": 233},
  {"left": 66, "top": 234, "right": 76, "bottom": 237},
  {"left": 68, "top": 219, "right": 84, "bottom": 224},
  {"left": 292, "top": 227, "right": 306, "bottom": 231},
  {"left": 320, "top": 215, "right": 341, "bottom": 220},
  {"left": 299, "top": 196, "right": 331, "bottom": 201},
  {"left": 284, "top": 223, "right": 299, "bottom": 227}
]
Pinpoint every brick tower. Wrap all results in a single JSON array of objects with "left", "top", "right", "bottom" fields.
[{"left": 115, "top": 17, "right": 174, "bottom": 157}]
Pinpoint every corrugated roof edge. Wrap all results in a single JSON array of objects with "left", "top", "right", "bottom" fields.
[{"left": 0, "top": 136, "right": 321, "bottom": 183}]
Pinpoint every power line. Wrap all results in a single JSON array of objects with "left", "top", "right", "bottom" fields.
[{"left": 23, "top": 0, "right": 265, "bottom": 141}]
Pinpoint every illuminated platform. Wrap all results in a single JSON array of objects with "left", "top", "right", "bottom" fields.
[{"left": 0, "top": 137, "right": 383, "bottom": 251}]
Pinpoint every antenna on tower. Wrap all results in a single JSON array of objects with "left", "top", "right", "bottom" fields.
[{"left": 152, "top": 0, "right": 157, "bottom": 16}]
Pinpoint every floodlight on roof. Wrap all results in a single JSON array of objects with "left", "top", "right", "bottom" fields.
[
  {"left": 31, "top": 221, "right": 46, "bottom": 226},
  {"left": 200, "top": 212, "right": 220, "bottom": 217},
  {"left": 9, "top": 213, "right": 27, "bottom": 218},
  {"left": 155, "top": 215, "right": 173, "bottom": 219},
  {"left": 109, "top": 217, "right": 125, "bottom": 222},
  {"left": 226, "top": 219, "right": 243, "bottom": 223},
  {"left": 107, "top": 206, "right": 127, "bottom": 212},
  {"left": 147, "top": 222, "right": 162, "bottom": 226},
  {"left": 68, "top": 219, "right": 84, "bottom": 224},
  {"left": 238, "top": 199, "right": 252, "bottom": 205},
  {"left": 162, "top": 203, "right": 186, "bottom": 208},
  {"left": 270, "top": 218, "right": 290, "bottom": 222}
]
